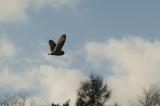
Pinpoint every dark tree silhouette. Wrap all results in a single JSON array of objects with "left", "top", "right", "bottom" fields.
[
  {"left": 114, "top": 102, "right": 121, "bottom": 106},
  {"left": 137, "top": 83, "right": 160, "bottom": 106},
  {"left": 51, "top": 99, "right": 70, "bottom": 106},
  {"left": 76, "top": 73, "right": 111, "bottom": 106},
  {"left": 51, "top": 103, "right": 59, "bottom": 106},
  {"left": 63, "top": 99, "right": 70, "bottom": 106}
]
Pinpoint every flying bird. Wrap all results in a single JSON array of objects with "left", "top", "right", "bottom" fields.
[{"left": 48, "top": 34, "right": 66, "bottom": 56}]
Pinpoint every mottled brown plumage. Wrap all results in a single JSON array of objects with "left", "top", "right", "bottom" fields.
[{"left": 48, "top": 34, "right": 66, "bottom": 56}]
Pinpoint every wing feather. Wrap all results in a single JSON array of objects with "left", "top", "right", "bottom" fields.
[
  {"left": 54, "top": 34, "right": 66, "bottom": 52},
  {"left": 49, "top": 40, "right": 56, "bottom": 51}
]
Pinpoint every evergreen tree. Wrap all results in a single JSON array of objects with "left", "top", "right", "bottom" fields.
[{"left": 76, "top": 73, "right": 111, "bottom": 106}]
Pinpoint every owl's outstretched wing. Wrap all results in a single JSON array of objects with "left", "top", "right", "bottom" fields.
[
  {"left": 49, "top": 40, "right": 56, "bottom": 52},
  {"left": 54, "top": 34, "right": 66, "bottom": 52}
]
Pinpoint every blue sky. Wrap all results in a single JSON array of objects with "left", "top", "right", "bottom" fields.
[
  {"left": 1, "top": 0, "right": 160, "bottom": 106},
  {"left": 3, "top": 0, "right": 160, "bottom": 47}
]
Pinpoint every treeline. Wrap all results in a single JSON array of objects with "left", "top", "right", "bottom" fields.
[{"left": 0, "top": 73, "right": 160, "bottom": 106}]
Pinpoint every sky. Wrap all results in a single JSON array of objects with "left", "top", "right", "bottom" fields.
[{"left": 0, "top": 0, "right": 160, "bottom": 106}]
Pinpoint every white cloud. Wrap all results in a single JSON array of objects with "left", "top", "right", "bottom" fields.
[
  {"left": 0, "top": 0, "right": 28, "bottom": 23},
  {"left": 0, "top": 37, "right": 17, "bottom": 60},
  {"left": 0, "top": 64, "right": 85, "bottom": 106},
  {"left": 0, "top": 68, "right": 32, "bottom": 90},
  {"left": 36, "top": 65, "right": 85, "bottom": 105},
  {"left": 84, "top": 37, "right": 160, "bottom": 105},
  {"left": 0, "top": 0, "right": 83, "bottom": 23},
  {"left": 41, "top": 51, "right": 74, "bottom": 68}
]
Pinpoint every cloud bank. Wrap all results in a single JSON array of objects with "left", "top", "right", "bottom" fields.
[
  {"left": 2, "top": 35, "right": 160, "bottom": 106},
  {"left": 0, "top": 65, "right": 85, "bottom": 106},
  {"left": 84, "top": 37, "right": 160, "bottom": 105},
  {"left": 0, "top": 36, "right": 86, "bottom": 106}
]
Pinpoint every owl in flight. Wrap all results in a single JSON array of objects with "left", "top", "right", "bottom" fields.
[{"left": 48, "top": 34, "right": 66, "bottom": 56}]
